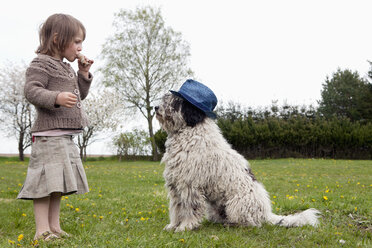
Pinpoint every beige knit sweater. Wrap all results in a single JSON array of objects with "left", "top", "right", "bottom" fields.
[{"left": 24, "top": 54, "right": 93, "bottom": 132}]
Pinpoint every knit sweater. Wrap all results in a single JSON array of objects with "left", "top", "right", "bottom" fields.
[{"left": 24, "top": 54, "right": 93, "bottom": 132}]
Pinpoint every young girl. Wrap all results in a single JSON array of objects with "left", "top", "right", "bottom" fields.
[{"left": 17, "top": 13, "right": 94, "bottom": 242}]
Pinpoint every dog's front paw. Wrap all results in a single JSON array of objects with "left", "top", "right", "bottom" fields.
[
  {"left": 174, "top": 222, "right": 199, "bottom": 232},
  {"left": 163, "top": 224, "right": 176, "bottom": 231}
]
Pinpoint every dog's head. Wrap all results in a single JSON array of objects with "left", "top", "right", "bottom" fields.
[{"left": 155, "top": 94, "right": 207, "bottom": 133}]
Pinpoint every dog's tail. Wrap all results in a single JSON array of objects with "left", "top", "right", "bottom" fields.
[{"left": 266, "top": 208, "right": 321, "bottom": 227}]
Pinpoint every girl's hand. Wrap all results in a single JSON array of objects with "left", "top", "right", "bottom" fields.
[
  {"left": 77, "top": 54, "right": 94, "bottom": 76},
  {"left": 56, "top": 92, "right": 78, "bottom": 108}
]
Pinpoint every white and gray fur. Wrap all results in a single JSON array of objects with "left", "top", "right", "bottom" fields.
[{"left": 155, "top": 94, "right": 320, "bottom": 232}]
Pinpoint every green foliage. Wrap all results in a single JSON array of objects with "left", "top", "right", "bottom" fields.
[
  {"left": 318, "top": 68, "right": 372, "bottom": 122},
  {"left": 154, "top": 129, "right": 167, "bottom": 155},
  {"left": 1, "top": 159, "right": 371, "bottom": 247},
  {"left": 113, "top": 129, "right": 151, "bottom": 161},
  {"left": 217, "top": 102, "right": 372, "bottom": 159}
]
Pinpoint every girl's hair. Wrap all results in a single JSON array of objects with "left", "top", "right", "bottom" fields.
[{"left": 37, "top": 14, "right": 86, "bottom": 55}]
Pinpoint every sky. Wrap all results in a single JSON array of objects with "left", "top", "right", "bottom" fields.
[{"left": 1, "top": 0, "right": 372, "bottom": 155}]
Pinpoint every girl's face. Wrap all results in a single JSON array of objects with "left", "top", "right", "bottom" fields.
[{"left": 60, "top": 29, "right": 84, "bottom": 62}]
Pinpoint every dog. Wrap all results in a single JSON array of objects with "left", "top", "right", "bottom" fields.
[{"left": 155, "top": 79, "right": 320, "bottom": 232}]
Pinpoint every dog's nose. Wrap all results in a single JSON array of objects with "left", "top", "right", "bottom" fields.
[{"left": 155, "top": 106, "right": 159, "bottom": 112}]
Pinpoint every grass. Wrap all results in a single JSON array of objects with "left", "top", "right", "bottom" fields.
[{"left": 0, "top": 158, "right": 371, "bottom": 247}]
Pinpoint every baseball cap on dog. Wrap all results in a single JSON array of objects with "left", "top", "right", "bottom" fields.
[{"left": 170, "top": 79, "right": 217, "bottom": 118}]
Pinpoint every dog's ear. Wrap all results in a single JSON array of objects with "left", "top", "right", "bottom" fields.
[{"left": 181, "top": 99, "right": 206, "bottom": 127}]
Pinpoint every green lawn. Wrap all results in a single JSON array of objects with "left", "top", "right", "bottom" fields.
[{"left": 0, "top": 158, "right": 371, "bottom": 247}]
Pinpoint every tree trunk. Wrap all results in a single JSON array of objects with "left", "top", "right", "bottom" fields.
[
  {"left": 18, "top": 132, "right": 25, "bottom": 161},
  {"left": 147, "top": 114, "right": 158, "bottom": 161}
]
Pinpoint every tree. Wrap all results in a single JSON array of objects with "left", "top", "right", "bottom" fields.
[
  {"left": 318, "top": 68, "right": 372, "bottom": 122},
  {"left": 0, "top": 62, "right": 33, "bottom": 161},
  {"left": 100, "top": 6, "right": 193, "bottom": 160},
  {"left": 113, "top": 129, "right": 151, "bottom": 161},
  {"left": 77, "top": 89, "right": 122, "bottom": 161}
]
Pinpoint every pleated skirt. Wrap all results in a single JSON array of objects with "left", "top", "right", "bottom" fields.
[{"left": 17, "top": 136, "right": 89, "bottom": 200}]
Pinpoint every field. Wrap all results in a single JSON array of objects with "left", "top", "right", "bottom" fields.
[{"left": 0, "top": 158, "right": 371, "bottom": 247}]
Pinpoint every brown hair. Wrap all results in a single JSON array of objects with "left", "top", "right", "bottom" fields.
[{"left": 37, "top": 14, "right": 86, "bottom": 56}]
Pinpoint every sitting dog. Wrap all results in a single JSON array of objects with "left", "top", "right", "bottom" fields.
[{"left": 155, "top": 79, "right": 320, "bottom": 232}]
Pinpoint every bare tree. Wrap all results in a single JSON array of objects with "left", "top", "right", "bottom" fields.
[
  {"left": 100, "top": 6, "right": 193, "bottom": 160},
  {"left": 76, "top": 89, "right": 122, "bottom": 161},
  {"left": 0, "top": 62, "right": 33, "bottom": 161}
]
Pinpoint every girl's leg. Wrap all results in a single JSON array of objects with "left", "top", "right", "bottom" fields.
[
  {"left": 33, "top": 196, "right": 51, "bottom": 239},
  {"left": 48, "top": 192, "right": 63, "bottom": 233}
]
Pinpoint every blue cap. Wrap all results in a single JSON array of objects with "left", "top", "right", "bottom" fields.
[{"left": 170, "top": 79, "right": 217, "bottom": 118}]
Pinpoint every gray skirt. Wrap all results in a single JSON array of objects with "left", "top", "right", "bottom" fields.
[{"left": 17, "top": 136, "right": 89, "bottom": 200}]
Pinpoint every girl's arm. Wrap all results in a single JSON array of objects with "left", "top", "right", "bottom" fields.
[{"left": 24, "top": 66, "right": 61, "bottom": 110}]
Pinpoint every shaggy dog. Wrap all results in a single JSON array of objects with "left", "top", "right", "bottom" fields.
[{"left": 155, "top": 93, "right": 320, "bottom": 232}]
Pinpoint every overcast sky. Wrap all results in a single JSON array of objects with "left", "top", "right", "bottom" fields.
[{"left": 1, "top": 0, "right": 372, "bottom": 154}]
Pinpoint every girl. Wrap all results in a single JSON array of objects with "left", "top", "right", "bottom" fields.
[{"left": 17, "top": 13, "right": 94, "bottom": 243}]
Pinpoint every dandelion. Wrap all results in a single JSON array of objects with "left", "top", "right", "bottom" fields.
[
  {"left": 273, "top": 195, "right": 277, "bottom": 199},
  {"left": 125, "top": 219, "right": 129, "bottom": 222},
  {"left": 140, "top": 217, "right": 145, "bottom": 221},
  {"left": 75, "top": 208, "right": 80, "bottom": 212},
  {"left": 93, "top": 214, "right": 97, "bottom": 218},
  {"left": 323, "top": 196, "right": 328, "bottom": 201},
  {"left": 179, "top": 238, "right": 185, "bottom": 243},
  {"left": 354, "top": 207, "right": 357, "bottom": 211},
  {"left": 271, "top": 201, "right": 275, "bottom": 205},
  {"left": 8, "top": 240, "right": 15, "bottom": 244},
  {"left": 340, "top": 195, "right": 344, "bottom": 199},
  {"left": 109, "top": 212, "right": 112, "bottom": 215},
  {"left": 22, "top": 213, "right": 26, "bottom": 217},
  {"left": 294, "top": 189, "right": 298, "bottom": 193},
  {"left": 325, "top": 189, "right": 329, "bottom": 193},
  {"left": 312, "top": 199, "right": 316, "bottom": 202},
  {"left": 99, "top": 216, "right": 104, "bottom": 220},
  {"left": 17, "top": 234, "right": 24, "bottom": 242}
]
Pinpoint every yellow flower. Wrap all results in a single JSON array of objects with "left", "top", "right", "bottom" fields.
[
  {"left": 323, "top": 196, "right": 328, "bottom": 201},
  {"left": 179, "top": 238, "right": 185, "bottom": 243},
  {"left": 75, "top": 208, "right": 80, "bottom": 212},
  {"left": 273, "top": 195, "right": 277, "bottom": 199},
  {"left": 8, "top": 240, "right": 15, "bottom": 244},
  {"left": 312, "top": 199, "right": 316, "bottom": 202},
  {"left": 93, "top": 214, "right": 97, "bottom": 218},
  {"left": 140, "top": 217, "right": 145, "bottom": 221},
  {"left": 22, "top": 213, "right": 26, "bottom": 217},
  {"left": 125, "top": 218, "right": 129, "bottom": 222},
  {"left": 354, "top": 207, "right": 357, "bottom": 211},
  {"left": 325, "top": 189, "right": 329, "bottom": 193},
  {"left": 99, "top": 216, "right": 104, "bottom": 220},
  {"left": 340, "top": 195, "right": 344, "bottom": 199},
  {"left": 17, "top": 234, "right": 24, "bottom": 242}
]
